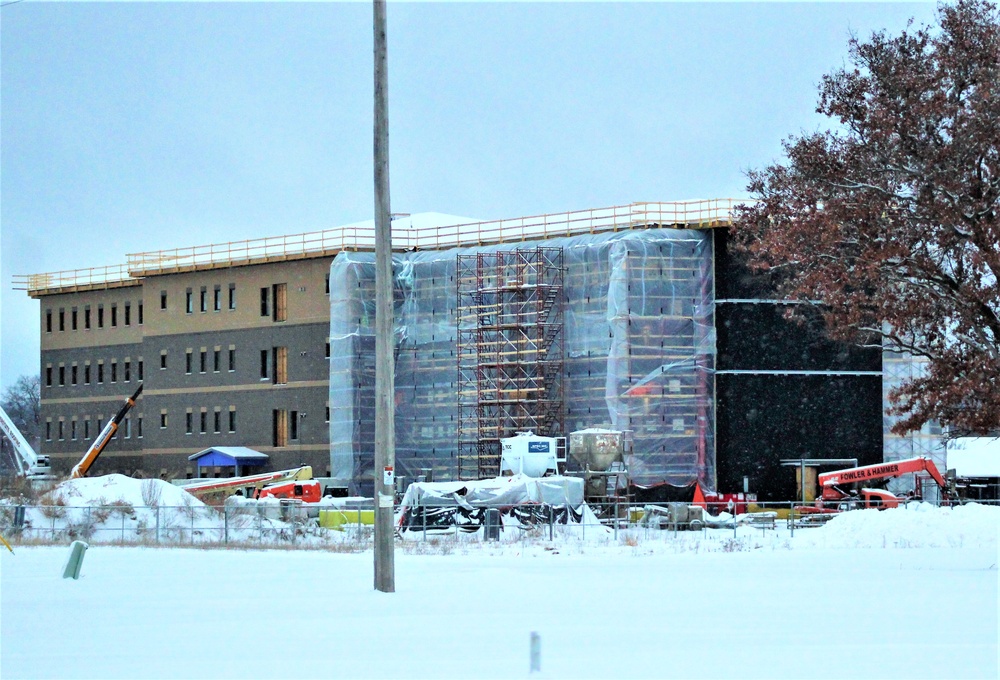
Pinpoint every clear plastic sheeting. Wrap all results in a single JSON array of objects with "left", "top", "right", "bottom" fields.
[{"left": 329, "top": 228, "right": 716, "bottom": 495}]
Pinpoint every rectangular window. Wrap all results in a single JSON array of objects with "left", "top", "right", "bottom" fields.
[
  {"left": 137, "top": 416, "right": 143, "bottom": 439},
  {"left": 185, "top": 288, "right": 193, "bottom": 314},
  {"left": 97, "top": 362, "right": 104, "bottom": 384},
  {"left": 200, "top": 410, "right": 207, "bottom": 434},
  {"left": 228, "top": 283, "right": 236, "bottom": 310},
  {"left": 325, "top": 403, "right": 330, "bottom": 422},
  {"left": 185, "top": 350, "right": 193, "bottom": 374},
  {"left": 71, "top": 420, "right": 77, "bottom": 440},
  {"left": 213, "top": 348, "right": 220, "bottom": 373},
  {"left": 97, "top": 305, "right": 104, "bottom": 328},
  {"left": 272, "top": 346, "right": 288, "bottom": 385},
  {"left": 124, "top": 302, "right": 131, "bottom": 326},
  {"left": 71, "top": 364, "right": 78, "bottom": 386},
  {"left": 260, "top": 350, "right": 269, "bottom": 380},
  {"left": 213, "top": 285, "right": 221, "bottom": 312},
  {"left": 124, "top": 417, "right": 131, "bottom": 439},
  {"left": 160, "top": 411, "right": 168, "bottom": 429},
  {"left": 138, "top": 301, "right": 144, "bottom": 325},
  {"left": 260, "top": 287, "right": 269, "bottom": 317},
  {"left": 199, "top": 286, "right": 207, "bottom": 313},
  {"left": 138, "top": 360, "right": 143, "bottom": 381},
  {"left": 72, "top": 308, "right": 78, "bottom": 331},
  {"left": 124, "top": 360, "right": 131, "bottom": 382},
  {"left": 228, "top": 408, "right": 236, "bottom": 433},
  {"left": 46, "top": 365, "right": 52, "bottom": 387},
  {"left": 325, "top": 274, "right": 330, "bottom": 295},
  {"left": 59, "top": 365, "right": 65, "bottom": 387},
  {"left": 84, "top": 363, "right": 91, "bottom": 385},
  {"left": 290, "top": 411, "right": 299, "bottom": 441},
  {"left": 97, "top": 417, "right": 103, "bottom": 434},
  {"left": 84, "top": 419, "right": 90, "bottom": 440},
  {"left": 46, "top": 309, "right": 52, "bottom": 333},
  {"left": 111, "top": 304, "right": 118, "bottom": 327},
  {"left": 326, "top": 341, "right": 331, "bottom": 359},
  {"left": 199, "top": 350, "right": 207, "bottom": 373},
  {"left": 213, "top": 410, "right": 221, "bottom": 434},
  {"left": 228, "top": 347, "right": 236, "bottom": 372},
  {"left": 85, "top": 306, "right": 91, "bottom": 330},
  {"left": 160, "top": 291, "right": 167, "bottom": 310},
  {"left": 272, "top": 409, "right": 288, "bottom": 447},
  {"left": 59, "top": 308, "right": 65, "bottom": 332},
  {"left": 160, "top": 351, "right": 167, "bottom": 370},
  {"left": 185, "top": 411, "right": 193, "bottom": 435},
  {"left": 272, "top": 283, "right": 287, "bottom": 322},
  {"left": 46, "top": 421, "right": 51, "bottom": 441},
  {"left": 110, "top": 360, "right": 117, "bottom": 383},
  {"left": 58, "top": 420, "right": 64, "bottom": 441}
]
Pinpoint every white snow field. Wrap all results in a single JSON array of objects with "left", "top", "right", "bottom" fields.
[{"left": 2, "top": 504, "right": 997, "bottom": 680}]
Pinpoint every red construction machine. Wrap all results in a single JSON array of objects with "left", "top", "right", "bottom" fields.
[
  {"left": 180, "top": 466, "right": 318, "bottom": 504},
  {"left": 811, "top": 456, "right": 953, "bottom": 512}
]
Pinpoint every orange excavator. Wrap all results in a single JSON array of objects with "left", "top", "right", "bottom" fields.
[{"left": 814, "top": 456, "right": 954, "bottom": 511}]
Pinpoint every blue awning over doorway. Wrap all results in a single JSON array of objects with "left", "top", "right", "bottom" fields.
[{"left": 188, "top": 447, "right": 269, "bottom": 477}]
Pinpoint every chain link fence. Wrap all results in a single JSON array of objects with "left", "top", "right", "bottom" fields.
[{"left": 1, "top": 497, "right": 995, "bottom": 549}]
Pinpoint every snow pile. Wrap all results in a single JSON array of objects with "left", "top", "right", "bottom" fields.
[
  {"left": 42, "top": 474, "right": 203, "bottom": 508},
  {"left": 803, "top": 502, "right": 999, "bottom": 549},
  {"left": 10, "top": 474, "right": 345, "bottom": 547}
]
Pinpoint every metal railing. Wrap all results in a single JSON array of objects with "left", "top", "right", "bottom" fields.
[
  {"left": 15, "top": 200, "right": 744, "bottom": 293},
  {"left": 12, "top": 264, "right": 138, "bottom": 296}
]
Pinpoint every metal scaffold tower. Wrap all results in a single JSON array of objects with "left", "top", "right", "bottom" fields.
[{"left": 457, "top": 247, "right": 565, "bottom": 480}]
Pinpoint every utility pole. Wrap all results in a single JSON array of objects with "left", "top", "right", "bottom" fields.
[{"left": 372, "top": 0, "right": 395, "bottom": 593}]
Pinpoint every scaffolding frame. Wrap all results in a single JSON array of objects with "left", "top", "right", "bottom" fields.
[{"left": 457, "top": 247, "right": 566, "bottom": 479}]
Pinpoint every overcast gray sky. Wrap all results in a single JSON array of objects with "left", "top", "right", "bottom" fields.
[{"left": 1, "top": 1, "right": 937, "bottom": 390}]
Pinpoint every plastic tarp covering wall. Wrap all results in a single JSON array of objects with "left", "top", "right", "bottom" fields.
[{"left": 329, "top": 228, "right": 715, "bottom": 494}]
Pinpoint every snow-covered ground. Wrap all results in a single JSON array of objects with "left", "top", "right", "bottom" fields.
[{"left": 2, "top": 504, "right": 997, "bottom": 680}]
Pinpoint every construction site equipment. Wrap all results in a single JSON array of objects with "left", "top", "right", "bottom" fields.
[
  {"left": 457, "top": 247, "right": 566, "bottom": 480},
  {"left": 257, "top": 479, "right": 321, "bottom": 503},
  {"left": 500, "top": 431, "right": 562, "bottom": 477},
  {"left": 71, "top": 384, "right": 143, "bottom": 478},
  {"left": 0, "top": 404, "right": 52, "bottom": 480},
  {"left": 181, "top": 466, "right": 315, "bottom": 503},
  {"left": 812, "top": 457, "right": 953, "bottom": 511},
  {"left": 568, "top": 429, "right": 629, "bottom": 502}
]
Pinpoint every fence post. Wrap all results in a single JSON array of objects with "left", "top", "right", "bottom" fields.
[
  {"left": 190, "top": 510, "right": 194, "bottom": 545},
  {"left": 357, "top": 508, "right": 362, "bottom": 545},
  {"left": 224, "top": 506, "right": 229, "bottom": 545},
  {"left": 121, "top": 511, "right": 126, "bottom": 544},
  {"left": 614, "top": 501, "right": 618, "bottom": 542},
  {"left": 548, "top": 505, "right": 553, "bottom": 542},
  {"left": 790, "top": 501, "right": 794, "bottom": 538},
  {"left": 155, "top": 506, "right": 159, "bottom": 544},
  {"left": 422, "top": 501, "right": 427, "bottom": 542}
]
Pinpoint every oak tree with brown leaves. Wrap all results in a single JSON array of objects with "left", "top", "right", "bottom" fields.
[{"left": 733, "top": 0, "right": 999, "bottom": 437}]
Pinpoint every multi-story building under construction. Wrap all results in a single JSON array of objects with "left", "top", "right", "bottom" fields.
[{"left": 17, "top": 201, "right": 890, "bottom": 498}]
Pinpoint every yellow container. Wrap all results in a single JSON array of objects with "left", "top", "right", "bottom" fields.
[{"left": 319, "top": 508, "right": 376, "bottom": 530}]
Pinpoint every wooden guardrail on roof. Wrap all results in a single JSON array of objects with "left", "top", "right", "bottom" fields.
[
  {"left": 12, "top": 264, "right": 139, "bottom": 298},
  {"left": 18, "top": 200, "right": 742, "bottom": 293}
]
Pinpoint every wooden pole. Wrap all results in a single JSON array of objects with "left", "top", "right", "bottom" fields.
[{"left": 372, "top": 0, "right": 395, "bottom": 593}]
